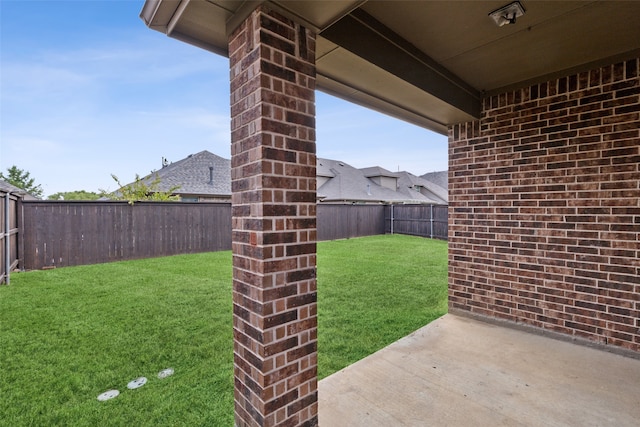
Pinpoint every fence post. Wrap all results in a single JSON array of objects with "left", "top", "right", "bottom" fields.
[
  {"left": 390, "top": 204, "right": 394, "bottom": 234},
  {"left": 3, "top": 191, "right": 10, "bottom": 284},
  {"left": 430, "top": 204, "right": 434, "bottom": 239}
]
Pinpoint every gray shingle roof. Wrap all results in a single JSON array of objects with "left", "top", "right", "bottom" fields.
[
  {"left": 139, "top": 150, "right": 231, "bottom": 197},
  {"left": 318, "top": 158, "right": 443, "bottom": 204},
  {"left": 421, "top": 171, "right": 448, "bottom": 190},
  {"left": 395, "top": 171, "right": 448, "bottom": 204},
  {"left": 360, "top": 166, "right": 397, "bottom": 178},
  {"left": 317, "top": 159, "right": 398, "bottom": 203},
  {"left": 317, "top": 160, "right": 336, "bottom": 178},
  {"left": 123, "top": 152, "right": 447, "bottom": 204}
]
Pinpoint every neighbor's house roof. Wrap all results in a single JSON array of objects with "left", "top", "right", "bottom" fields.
[
  {"left": 419, "top": 171, "right": 448, "bottom": 204},
  {"left": 317, "top": 158, "right": 399, "bottom": 203},
  {"left": 395, "top": 171, "right": 448, "bottom": 205},
  {"left": 124, "top": 152, "right": 446, "bottom": 204},
  {"left": 0, "top": 179, "right": 39, "bottom": 200},
  {"left": 136, "top": 150, "right": 231, "bottom": 198},
  {"left": 318, "top": 158, "right": 443, "bottom": 204},
  {"left": 421, "top": 171, "right": 448, "bottom": 191},
  {"left": 360, "top": 166, "right": 396, "bottom": 179}
]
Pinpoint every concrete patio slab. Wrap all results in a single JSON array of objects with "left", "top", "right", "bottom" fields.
[{"left": 319, "top": 314, "right": 640, "bottom": 426}]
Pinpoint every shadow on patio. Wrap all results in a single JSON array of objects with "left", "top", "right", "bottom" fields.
[{"left": 319, "top": 314, "right": 640, "bottom": 426}]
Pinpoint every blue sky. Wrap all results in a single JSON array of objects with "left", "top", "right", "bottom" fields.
[{"left": 0, "top": 0, "right": 447, "bottom": 197}]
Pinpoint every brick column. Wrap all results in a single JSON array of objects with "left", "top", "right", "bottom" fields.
[{"left": 229, "top": 6, "right": 317, "bottom": 427}]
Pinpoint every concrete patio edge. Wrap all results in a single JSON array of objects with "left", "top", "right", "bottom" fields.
[
  {"left": 319, "top": 313, "right": 640, "bottom": 426},
  {"left": 449, "top": 308, "right": 640, "bottom": 362}
]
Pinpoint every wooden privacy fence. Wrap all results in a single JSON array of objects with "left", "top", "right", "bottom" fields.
[
  {"left": 385, "top": 204, "right": 448, "bottom": 240},
  {"left": 19, "top": 201, "right": 448, "bottom": 270},
  {"left": 22, "top": 201, "right": 232, "bottom": 270},
  {"left": 1, "top": 190, "right": 22, "bottom": 284},
  {"left": 316, "top": 204, "right": 385, "bottom": 241}
]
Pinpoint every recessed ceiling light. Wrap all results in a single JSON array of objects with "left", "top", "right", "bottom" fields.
[{"left": 489, "top": 1, "right": 526, "bottom": 27}]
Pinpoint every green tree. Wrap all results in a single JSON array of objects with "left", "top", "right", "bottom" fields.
[
  {"left": 48, "top": 190, "right": 101, "bottom": 201},
  {"left": 0, "top": 165, "right": 44, "bottom": 198},
  {"left": 103, "top": 173, "right": 180, "bottom": 205}
]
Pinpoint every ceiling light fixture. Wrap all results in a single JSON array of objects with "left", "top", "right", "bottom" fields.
[{"left": 489, "top": 1, "right": 526, "bottom": 27}]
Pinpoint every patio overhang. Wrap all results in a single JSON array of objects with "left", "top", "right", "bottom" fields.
[
  {"left": 141, "top": 0, "right": 640, "bottom": 135},
  {"left": 140, "top": 2, "right": 640, "bottom": 426}
]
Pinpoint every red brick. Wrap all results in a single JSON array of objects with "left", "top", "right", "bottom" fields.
[
  {"left": 231, "top": 5, "right": 318, "bottom": 426},
  {"left": 449, "top": 56, "right": 640, "bottom": 354}
]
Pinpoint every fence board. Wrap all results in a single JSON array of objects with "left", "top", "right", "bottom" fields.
[
  {"left": 317, "top": 204, "right": 385, "bottom": 241},
  {"left": 385, "top": 204, "right": 448, "bottom": 240}
]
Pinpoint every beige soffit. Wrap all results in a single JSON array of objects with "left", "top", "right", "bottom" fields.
[{"left": 141, "top": 1, "right": 640, "bottom": 135}]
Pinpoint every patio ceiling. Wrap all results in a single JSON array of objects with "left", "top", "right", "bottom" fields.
[{"left": 141, "top": 0, "right": 640, "bottom": 135}]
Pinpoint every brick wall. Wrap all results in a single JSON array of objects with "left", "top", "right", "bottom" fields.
[
  {"left": 229, "top": 5, "right": 318, "bottom": 427},
  {"left": 449, "top": 57, "right": 640, "bottom": 353}
]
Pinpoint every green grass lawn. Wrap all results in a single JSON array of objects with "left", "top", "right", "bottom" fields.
[{"left": 0, "top": 234, "right": 447, "bottom": 426}]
